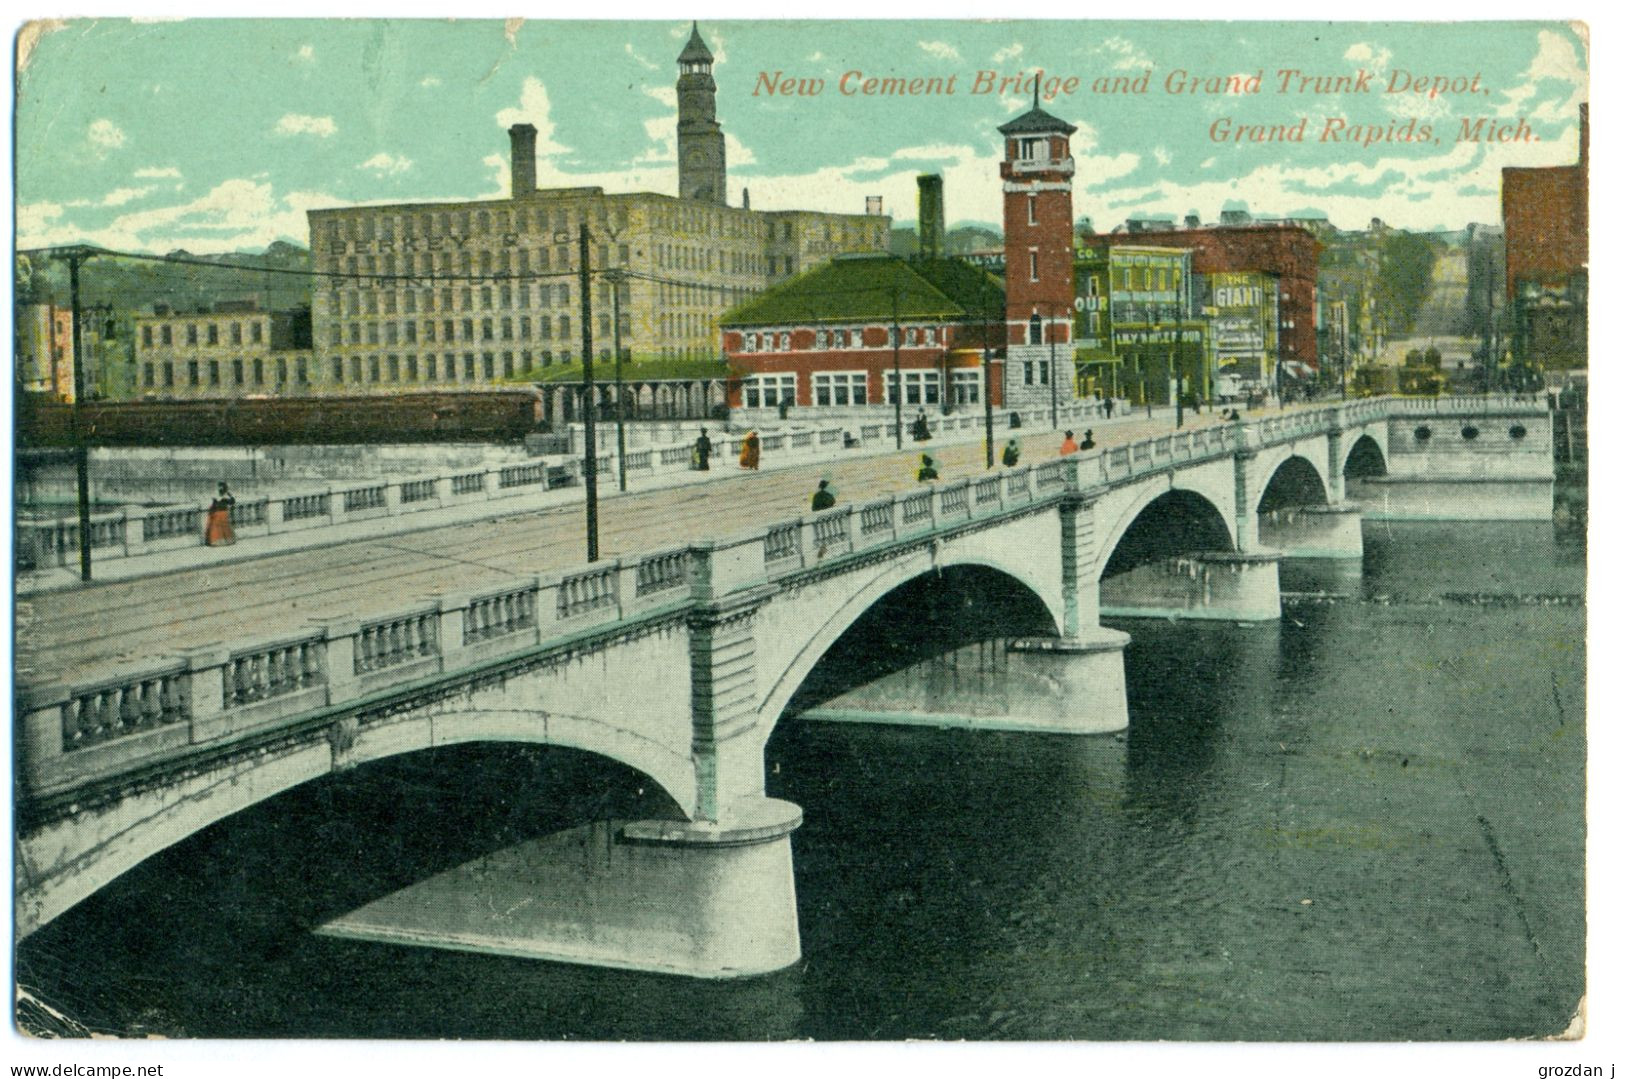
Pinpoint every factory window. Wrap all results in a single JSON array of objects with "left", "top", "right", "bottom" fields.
[
  {"left": 297, "top": 358, "right": 309, "bottom": 384},
  {"left": 161, "top": 326, "right": 172, "bottom": 346},
  {"left": 1028, "top": 195, "right": 1037, "bottom": 225},
  {"left": 388, "top": 355, "right": 399, "bottom": 381},
  {"left": 187, "top": 360, "right": 200, "bottom": 385},
  {"left": 276, "top": 358, "right": 288, "bottom": 384},
  {"left": 143, "top": 326, "right": 154, "bottom": 348},
  {"left": 162, "top": 362, "right": 174, "bottom": 386},
  {"left": 331, "top": 358, "right": 343, "bottom": 382},
  {"left": 207, "top": 324, "right": 219, "bottom": 345},
  {"left": 187, "top": 325, "right": 198, "bottom": 345},
  {"left": 1029, "top": 251, "right": 1039, "bottom": 283},
  {"left": 208, "top": 360, "right": 220, "bottom": 385},
  {"left": 143, "top": 362, "right": 155, "bottom": 387},
  {"left": 233, "top": 359, "right": 245, "bottom": 385},
  {"left": 369, "top": 357, "right": 380, "bottom": 383},
  {"left": 406, "top": 355, "right": 418, "bottom": 381},
  {"left": 232, "top": 323, "right": 243, "bottom": 345},
  {"left": 253, "top": 358, "right": 265, "bottom": 384}
]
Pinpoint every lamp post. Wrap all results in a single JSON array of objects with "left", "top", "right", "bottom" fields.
[
  {"left": 981, "top": 305, "right": 995, "bottom": 469},
  {"left": 603, "top": 268, "right": 629, "bottom": 493}
]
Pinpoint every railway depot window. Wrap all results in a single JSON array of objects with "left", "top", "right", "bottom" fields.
[
  {"left": 742, "top": 374, "right": 797, "bottom": 408},
  {"left": 885, "top": 370, "right": 941, "bottom": 406},
  {"left": 813, "top": 371, "right": 868, "bottom": 406},
  {"left": 952, "top": 369, "right": 982, "bottom": 405}
]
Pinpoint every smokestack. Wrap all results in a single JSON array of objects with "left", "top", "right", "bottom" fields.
[
  {"left": 743, "top": 187, "right": 751, "bottom": 211},
  {"left": 917, "top": 174, "right": 945, "bottom": 259},
  {"left": 509, "top": 123, "right": 537, "bottom": 198}
]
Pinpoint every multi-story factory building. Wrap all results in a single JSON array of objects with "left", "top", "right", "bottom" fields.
[{"left": 302, "top": 23, "right": 888, "bottom": 398}]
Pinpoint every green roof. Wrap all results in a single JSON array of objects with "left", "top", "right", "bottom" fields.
[{"left": 720, "top": 254, "right": 1004, "bottom": 327}]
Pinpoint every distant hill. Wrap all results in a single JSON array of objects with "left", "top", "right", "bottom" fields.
[
  {"left": 888, "top": 223, "right": 1003, "bottom": 257},
  {"left": 18, "top": 243, "right": 313, "bottom": 314}
]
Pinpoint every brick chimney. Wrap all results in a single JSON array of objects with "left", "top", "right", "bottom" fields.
[{"left": 509, "top": 123, "right": 537, "bottom": 198}]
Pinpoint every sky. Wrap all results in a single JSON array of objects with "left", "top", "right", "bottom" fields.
[{"left": 14, "top": 18, "right": 1589, "bottom": 253}]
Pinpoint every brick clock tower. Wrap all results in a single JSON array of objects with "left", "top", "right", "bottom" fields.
[
  {"left": 677, "top": 22, "right": 727, "bottom": 206},
  {"left": 999, "top": 94, "right": 1079, "bottom": 415}
]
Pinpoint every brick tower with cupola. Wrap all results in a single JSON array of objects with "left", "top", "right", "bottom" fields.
[
  {"left": 999, "top": 91, "right": 1079, "bottom": 416},
  {"left": 677, "top": 22, "right": 727, "bottom": 206}
]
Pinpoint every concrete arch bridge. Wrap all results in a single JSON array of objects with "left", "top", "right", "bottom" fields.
[{"left": 16, "top": 396, "right": 1553, "bottom": 977}]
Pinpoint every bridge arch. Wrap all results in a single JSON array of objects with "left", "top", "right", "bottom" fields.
[
  {"left": 1342, "top": 433, "right": 1388, "bottom": 479},
  {"left": 755, "top": 552, "right": 1061, "bottom": 735},
  {"left": 18, "top": 706, "right": 692, "bottom": 938},
  {"left": 1096, "top": 484, "right": 1236, "bottom": 580},
  {"left": 1255, "top": 454, "right": 1330, "bottom": 516}
]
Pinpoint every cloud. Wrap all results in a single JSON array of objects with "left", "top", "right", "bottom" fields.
[
  {"left": 295, "top": 44, "right": 314, "bottom": 63},
  {"left": 1495, "top": 29, "right": 1587, "bottom": 124},
  {"left": 495, "top": 77, "right": 571, "bottom": 159},
  {"left": 275, "top": 113, "right": 337, "bottom": 137},
  {"left": 16, "top": 179, "right": 343, "bottom": 253},
  {"left": 89, "top": 186, "right": 156, "bottom": 208},
  {"left": 1095, "top": 36, "right": 1150, "bottom": 72},
  {"left": 1344, "top": 41, "right": 1393, "bottom": 73},
  {"left": 135, "top": 166, "right": 182, "bottom": 179},
  {"left": 358, "top": 152, "right": 413, "bottom": 176},
  {"left": 625, "top": 43, "right": 658, "bottom": 71},
  {"left": 88, "top": 119, "right": 126, "bottom": 152},
  {"left": 992, "top": 43, "right": 1023, "bottom": 64},
  {"left": 1153, "top": 147, "right": 1172, "bottom": 167},
  {"left": 918, "top": 40, "right": 961, "bottom": 62}
]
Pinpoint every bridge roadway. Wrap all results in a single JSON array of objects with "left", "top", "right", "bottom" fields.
[{"left": 17, "top": 407, "right": 1245, "bottom": 690}]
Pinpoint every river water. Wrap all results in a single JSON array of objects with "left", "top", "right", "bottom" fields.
[{"left": 16, "top": 520, "right": 1584, "bottom": 1041}]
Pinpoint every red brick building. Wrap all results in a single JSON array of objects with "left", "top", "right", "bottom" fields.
[
  {"left": 1503, "top": 105, "right": 1588, "bottom": 370},
  {"left": 719, "top": 253, "right": 1005, "bottom": 417},
  {"left": 1086, "top": 225, "right": 1322, "bottom": 373}
]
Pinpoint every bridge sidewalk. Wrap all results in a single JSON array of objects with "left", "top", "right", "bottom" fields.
[{"left": 16, "top": 406, "right": 1191, "bottom": 597}]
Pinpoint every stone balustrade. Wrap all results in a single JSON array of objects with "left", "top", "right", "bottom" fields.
[{"left": 15, "top": 396, "right": 1550, "bottom": 801}]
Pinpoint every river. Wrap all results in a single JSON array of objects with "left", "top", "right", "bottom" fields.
[{"left": 16, "top": 519, "right": 1584, "bottom": 1041}]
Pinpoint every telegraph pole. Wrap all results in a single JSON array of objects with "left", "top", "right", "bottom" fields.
[
  {"left": 578, "top": 225, "right": 599, "bottom": 562},
  {"left": 1047, "top": 302, "right": 1059, "bottom": 431},
  {"left": 982, "top": 307, "right": 995, "bottom": 469},
  {"left": 891, "top": 285, "right": 903, "bottom": 449},
  {"left": 605, "top": 269, "right": 629, "bottom": 492},
  {"left": 51, "top": 245, "right": 99, "bottom": 582}
]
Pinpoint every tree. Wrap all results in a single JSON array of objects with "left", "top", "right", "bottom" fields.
[{"left": 1374, "top": 231, "right": 1437, "bottom": 335}]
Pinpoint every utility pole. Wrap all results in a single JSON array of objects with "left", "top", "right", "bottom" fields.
[
  {"left": 51, "top": 245, "right": 99, "bottom": 582},
  {"left": 982, "top": 306, "right": 996, "bottom": 469},
  {"left": 891, "top": 285, "right": 903, "bottom": 449},
  {"left": 1047, "top": 302, "right": 1058, "bottom": 431},
  {"left": 604, "top": 269, "right": 629, "bottom": 492},
  {"left": 578, "top": 224, "right": 599, "bottom": 562}
]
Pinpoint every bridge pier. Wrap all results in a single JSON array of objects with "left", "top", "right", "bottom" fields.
[
  {"left": 317, "top": 795, "right": 803, "bottom": 979},
  {"left": 1354, "top": 476, "right": 1555, "bottom": 521},
  {"left": 1258, "top": 504, "right": 1364, "bottom": 559},
  {"left": 1099, "top": 551, "right": 1282, "bottom": 623},
  {"left": 801, "top": 626, "right": 1131, "bottom": 735}
]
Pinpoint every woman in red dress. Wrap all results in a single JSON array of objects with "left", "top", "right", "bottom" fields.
[{"left": 205, "top": 482, "right": 236, "bottom": 546}]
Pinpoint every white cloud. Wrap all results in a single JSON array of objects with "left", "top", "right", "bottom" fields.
[
  {"left": 918, "top": 40, "right": 961, "bottom": 62},
  {"left": 807, "top": 51, "right": 825, "bottom": 62},
  {"left": 1496, "top": 29, "right": 1587, "bottom": 124},
  {"left": 495, "top": 77, "right": 571, "bottom": 159},
  {"left": 1096, "top": 36, "right": 1150, "bottom": 72},
  {"left": 98, "top": 186, "right": 155, "bottom": 207},
  {"left": 135, "top": 166, "right": 182, "bottom": 179},
  {"left": 1200, "top": 157, "right": 1217, "bottom": 169},
  {"left": 16, "top": 179, "right": 343, "bottom": 253},
  {"left": 420, "top": 75, "right": 442, "bottom": 88},
  {"left": 88, "top": 119, "right": 126, "bottom": 151},
  {"left": 275, "top": 113, "right": 337, "bottom": 137},
  {"left": 1344, "top": 42, "right": 1393, "bottom": 73},
  {"left": 724, "top": 133, "right": 758, "bottom": 167},
  {"left": 992, "top": 43, "right": 1023, "bottom": 64},
  {"left": 358, "top": 152, "right": 413, "bottom": 176},
  {"left": 625, "top": 43, "right": 658, "bottom": 71},
  {"left": 1153, "top": 147, "right": 1172, "bottom": 167},
  {"left": 295, "top": 44, "right": 315, "bottom": 63}
]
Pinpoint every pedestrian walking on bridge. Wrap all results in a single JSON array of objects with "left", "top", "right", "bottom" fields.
[
  {"left": 693, "top": 428, "right": 713, "bottom": 471},
  {"left": 811, "top": 478, "right": 836, "bottom": 511},
  {"left": 917, "top": 454, "right": 939, "bottom": 483},
  {"left": 205, "top": 482, "right": 237, "bottom": 547},
  {"left": 739, "top": 430, "right": 761, "bottom": 470},
  {"left": 1001, "top": 438, "right": 1021, "bottom": 468},
  {"left": 1059, "top": 430, "right": 1078, "bottom": 456}
]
